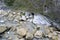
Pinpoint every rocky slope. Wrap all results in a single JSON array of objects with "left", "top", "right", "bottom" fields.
[
  {"left": 3, "top": 0, "right": 60, "bottom": 23},
  {"left": 0, "top": 9, "right": 60, "bottom": 40},
  {"left": 0, "top": 0, "right": 60, "bottom": 40}
]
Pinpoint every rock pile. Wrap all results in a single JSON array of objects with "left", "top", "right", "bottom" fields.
[{"left": 0, "top": 10, "right": 60, "bottom": 40}]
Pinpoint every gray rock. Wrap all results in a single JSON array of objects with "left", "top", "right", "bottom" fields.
[
  {"left": 0, "top": 26, "right": 7, "bottom": 33},
  {"left": 26, "top": 32, "right": 33, "bottom": 39},
  {"left": 34, "top": 30, "right": 43, "bottom": 38},
  {"left": 33, "top": 14, "right": 51, "bottom": 26},
  {"left": 19, "top": 21, "right": 36, "bottom": 33},
  {"left": 33, "top": 38, "right": 38, "bottom": 40},
  {"left": 17, "top": 28, "right": 27, "bottom": 37},
  {"left": 38, "top": 38, "right": 50, "bottom": 40},
  {"left": 21, "top": 16, "right": 26, "bottom": 20}
]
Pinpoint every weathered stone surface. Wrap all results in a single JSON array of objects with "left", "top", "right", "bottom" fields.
[
  {"left": 17, "top": 28, "right": 27, "bottom": 37},
  {"left": 19, "top": 22, "right": 36, "bottom": 33},
  {"left": 26, "top": 32, "right": 33, "bottom": 39},
  {"left": 34, "top": 30, "right": 43, "bottom": 38},
  {"left": 33, "top": 14, "right": 51, "bottom": 26},
  {"left": 0, "top": 26, "right": 7, "bottom": 33}
]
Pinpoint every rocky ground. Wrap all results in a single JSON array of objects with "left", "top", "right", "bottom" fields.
[
  {"left": 0, "top": 1, "right": 60, "bottom": 40},
  {"left": 0, "top": 10, "right": 60, "bottom": 40}
]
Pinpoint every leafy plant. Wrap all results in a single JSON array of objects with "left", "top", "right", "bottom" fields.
[
  {"left": 4, "top": 0, "right": 45, "bottom": 13},
  {"left": 4, "top": 0, "right": 15, "bottom": 6}
]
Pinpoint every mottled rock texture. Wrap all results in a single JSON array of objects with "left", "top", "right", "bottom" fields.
[{"left": 0, "top": 0, "right": 60, "bottom": 40}]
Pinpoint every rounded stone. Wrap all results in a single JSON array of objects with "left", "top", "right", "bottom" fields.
[
  {"left": 21, "top": 16, "right": 26, "bottom": 20},
  {"left": 53, "top": 32, "right": 57, "bottom": 36},
  {"left": 34, "top": 30, "right": 43, "bottom": 38},
  {"left": 0, "top": 26, "right": 7, "bottom": 33},
  {"left": 17, "top": 28, "right": 27, "bottom": 37},
  {"left": 0, "top": 10, "right": 8, "bottom": 16},
  {"left": 52, "top": 36, "right": 58, "bottom": 40},
  {"left": 47, "top": 33, "right": 53, "bottom": 38},
  {"left": 26, "top": 32, "right": 33, "bottom": 39}
]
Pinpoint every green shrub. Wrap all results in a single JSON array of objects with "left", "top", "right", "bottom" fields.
[
  {"left": 4, "top": 0, "right": 54, "bottom": 14},
  {"left": 4, "top": 0, "right": 15, "bottom": 6},
  {"left": 4, "top": 0, "right": 44, "bottom": 13}
]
